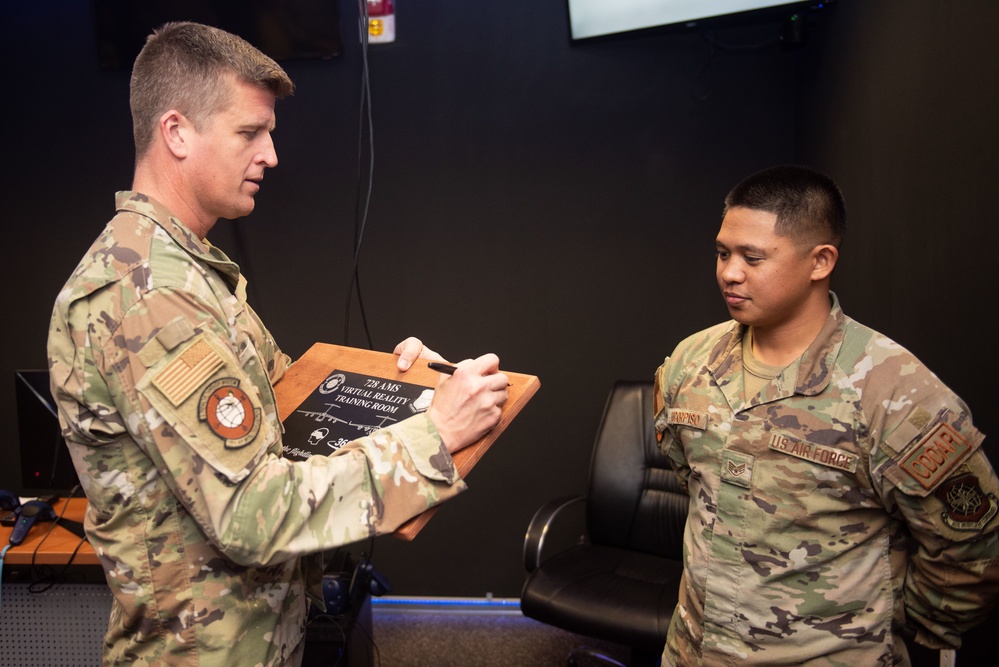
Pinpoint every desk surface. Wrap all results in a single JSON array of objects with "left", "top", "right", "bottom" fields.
[{"left": 1, "top": 497, "right": 98, "bottom": 566}]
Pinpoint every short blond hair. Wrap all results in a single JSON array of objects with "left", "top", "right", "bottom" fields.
[{"left": 130, "top": 22, "right": 294, "bottom": 159}]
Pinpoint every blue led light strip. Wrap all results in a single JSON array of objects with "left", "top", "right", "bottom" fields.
[{"left": 372, "top": 596, "right": 521, "bottom": 610}]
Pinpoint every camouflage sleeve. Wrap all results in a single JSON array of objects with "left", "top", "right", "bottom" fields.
[
  {"left": 267, "top": 337, "right": 293, "bottom": 386},
  {"left": 877, "top": 406, "right": 999, "bottom": 649},
  {"left": 196, "top": 414, "right": 464, "bottom": 565},
  {"left": 654, "top": 357, "right": 690, "bottom": 492},
  {"left": 112, "top": 286, "right": 464, "bottom": 566}
]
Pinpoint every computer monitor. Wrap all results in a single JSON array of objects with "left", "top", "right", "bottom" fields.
[{"left": 15, "top": 370, "right": 80, "bottom": 496}]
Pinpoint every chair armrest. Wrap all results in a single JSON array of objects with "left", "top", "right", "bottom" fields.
[{"left": 523, "top": 495, "right": 586, "bottom": 573}]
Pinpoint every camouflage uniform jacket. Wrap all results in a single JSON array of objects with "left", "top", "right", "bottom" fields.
[
  {"left": 47, "top": 192, "right": 466, "bottom": 666},
  {"left": 654, "top": 293, "right": 999, "bottom": 667}
]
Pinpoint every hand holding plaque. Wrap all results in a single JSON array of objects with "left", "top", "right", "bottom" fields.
[{"left": 274, "top": 343, "right": 539, "bottom": 539}]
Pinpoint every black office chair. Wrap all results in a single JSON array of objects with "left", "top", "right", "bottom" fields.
[{"left": 521, "top": 381, "right": 687, "bottom": 667}]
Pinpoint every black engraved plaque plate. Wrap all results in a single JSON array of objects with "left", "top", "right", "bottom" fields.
[{"left": 280, "top": 369, "right": 434, "bottom": 461}]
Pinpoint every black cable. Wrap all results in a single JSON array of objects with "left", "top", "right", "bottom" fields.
[
  {"left": 344, "top": 0, "right": 376, "bottom": 349},
  {"left": 28, "top": 484, "right": 88, "bottom": 593},
  {"left": 305, "top": 611, "right": 348, "bottom": 666},
  {"left": 348, "top": 610, "right": 382, "bottom": 667},
  {"left": 305, "top": 609, "right": 383, "bottom": 667},
  {"left": 353, "top": 537, "right": 382, "bottom": 667},
  {"left": 305, "top": 542, "right": 383, "bottom": 667}
]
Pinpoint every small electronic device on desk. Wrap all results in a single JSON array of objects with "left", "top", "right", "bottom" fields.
[
  {"left": 3, "top": 371, "right": 95, "bottom": 570},
  {"left": 1, "top": 496, "right": 96, "bottom": 567}
]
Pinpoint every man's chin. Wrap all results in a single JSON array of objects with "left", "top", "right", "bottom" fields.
[
  {"left": 726, "top": 307, "right": 755, "bottom": 327},
  {"left": 222, "top": 201, "right": 255, "bottom": 221}
]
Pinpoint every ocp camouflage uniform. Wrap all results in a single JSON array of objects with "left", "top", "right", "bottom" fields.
[
  {"left": 47, "top": 192, "right": 466, "bottom": 666},
  {"left": 654, "top": 293, "right": 999, "bottom": 666}
]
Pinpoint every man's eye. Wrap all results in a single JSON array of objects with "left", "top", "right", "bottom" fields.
[
  {"left": 241, "top": 130, "right": 258, "bottom": 139},
  {"left": 716, "top": 250, "right": 729, "bottom": 260},
  {"left": 745, "top": 256, "right": 763, "bottom": 264}
]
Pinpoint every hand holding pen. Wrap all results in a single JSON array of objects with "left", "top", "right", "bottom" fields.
[{"left": 426, "top": 355, "right": 509, "bottom": 453}]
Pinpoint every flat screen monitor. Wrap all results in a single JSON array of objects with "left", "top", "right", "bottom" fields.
[
  {"left": 15, "top": 370, "right": 81, "bottom": 496},
  {"left": 568, "top": 0, "right": 809, "bottom": 40}
]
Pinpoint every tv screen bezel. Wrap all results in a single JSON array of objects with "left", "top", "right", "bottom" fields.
[{"left": 567, "top": 0, "right": 818, "bottom": 42}]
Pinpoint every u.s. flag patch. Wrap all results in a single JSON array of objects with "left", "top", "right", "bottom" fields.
[{"left": 152, "top": 339, "right": 225, "bottom": 407}]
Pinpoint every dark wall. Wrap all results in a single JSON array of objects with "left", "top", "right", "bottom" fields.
[
  {"left": 799, "top": 1, "right": 999, "bottom": 436},
  {"left": 1, "top": 0, "right": 799, "bottom": 595},
  {"left": 3, "top": 3, "right": 996, "bottom": 654},
  {"left": 796, "top": 1, "right": 999, "bottom": 660}
]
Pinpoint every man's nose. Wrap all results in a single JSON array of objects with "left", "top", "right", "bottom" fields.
[
  {"left": 259, "top": 133, "right": 278, "bottom": 168},
  {"left": 718, "top": 259, "right": 744, "bottom": 284}
]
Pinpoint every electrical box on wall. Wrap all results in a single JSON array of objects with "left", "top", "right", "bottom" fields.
[{"left": 367, "top": 0, "right": 396, "bottom": 43}]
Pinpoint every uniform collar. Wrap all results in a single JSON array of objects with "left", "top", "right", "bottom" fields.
[
  {"left": 116, "top": 191, "right": 246, "bottom": 299},
  {"left": 707, "top": 291, "right": 846, "bottom": 399}
]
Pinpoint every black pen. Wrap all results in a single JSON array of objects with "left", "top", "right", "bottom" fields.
[
  {"left": 428, "top": 361, "right": 511, "bottom": 386},
  {"left": 427, "top": 362, "right": 459, "bottom": 375}
]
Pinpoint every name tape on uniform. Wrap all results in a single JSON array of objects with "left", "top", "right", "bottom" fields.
[{"left": 667, "top": 409, "right": 709, "bottom": 430}]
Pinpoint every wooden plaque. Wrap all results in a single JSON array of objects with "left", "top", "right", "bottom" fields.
[{"left": 273, "top": 343, "right": 540, "bottom": 540}]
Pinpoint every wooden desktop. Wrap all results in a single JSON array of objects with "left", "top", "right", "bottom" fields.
[{"left": 1, "top": 497, "right": 97, "bottom": 566}]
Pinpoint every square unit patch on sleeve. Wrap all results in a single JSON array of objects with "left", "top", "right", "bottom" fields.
[{"left": 900, "top": 422, "right": 971, "bottom": 490}]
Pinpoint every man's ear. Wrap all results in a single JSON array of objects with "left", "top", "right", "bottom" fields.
[
  {"left": 810, "top": 244, "right": 839, "bottom": 282},
  {"left": 159, "top": 110, "right": 191, "bottom": 159}
]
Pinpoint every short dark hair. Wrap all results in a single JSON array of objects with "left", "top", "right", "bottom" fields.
[
  {"left": 130, "top": 22, "right": 295, "bottom": 159},
  {"left": 723, "top": 165, "right": 846, "bottom": 249}
]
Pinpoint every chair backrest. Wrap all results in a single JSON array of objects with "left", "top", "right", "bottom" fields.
[{"left": 586, "top": 381, "right": 687, "bottom": 559}]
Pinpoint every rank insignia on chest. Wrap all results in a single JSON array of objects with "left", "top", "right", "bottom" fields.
[
  {"left": 935, "top": 473, "right": 998, "bottom": 531},
  {"left": 721, "top": 450, "right": 754, "bottom": 488},
  {"left": 198, "top": 378, "right": 261, "bottom": 449}
]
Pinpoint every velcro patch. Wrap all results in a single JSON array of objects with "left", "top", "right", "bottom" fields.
[
  {"left": 152, "top": 339, "right": 225, "bottom": 407},
  {"left": 768, "top": 433, "right": 858, "bottom": 473},
  {"left": 722, "top": 450, "right": 754, "bottom": 489},
  {"left": 907, "top": 407, "right": 933, "bottom": 431},
  {"left": 198, "top": 378, "right": 261, "bottom": 450},
  {"left": 667, "top": 408, "right": 708, "bottom": 430},
  {"left": 156, "top": 317, "right": 195, "bottom": 351},
  {"left": 935, "top": 473, "right": 999, "bottom": 531},
  {"left": 900, "top": 422, "right": 971, "bottom": 490}
]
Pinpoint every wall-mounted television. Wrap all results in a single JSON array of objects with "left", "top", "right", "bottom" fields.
[{"left": 568, "top": 0, "right": 820, "bottom": 41}]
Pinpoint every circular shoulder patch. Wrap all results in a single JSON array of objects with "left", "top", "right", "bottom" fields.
[{"left": 198, "top": 378, "right": 261, "bottom": 449}]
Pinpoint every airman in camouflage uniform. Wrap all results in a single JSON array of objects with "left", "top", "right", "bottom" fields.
[
  {"left": 47, "top": 22, "right": 508, "bottom": 667},
  {"left": 654, "top": 166, "right": 999, "bottom": 666}
]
